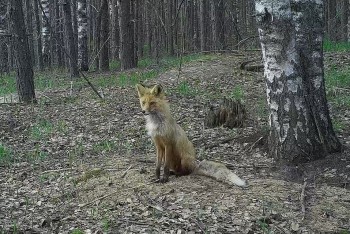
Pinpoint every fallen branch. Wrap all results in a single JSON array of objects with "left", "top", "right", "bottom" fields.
[
  {"left": 137, "top": 158, "right": 155, "bottom": 164},
  {"left": 300, "top": 180, "right": 307, "bottom": 219},
  {"left": 120, "top": 165, "right": 133, "bottom": 178},
  {"left": 80, "top": 180, "right": 158, "bottom": 208},
  {"left": 244, "top": 136, "right": 264, "bottom": 152},
  {"left": 240, "top": 59, "right": 263, "bottom": 72},
  {"left": 41, "top": 168, "right": 73, "bottom": 174}
]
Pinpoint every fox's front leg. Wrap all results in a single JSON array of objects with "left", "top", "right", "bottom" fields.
[
  {"left": 161, "top": 145, "right": 172, "bottom": 183},
  {"left": 155, "top": 146, "right": 164, "bottom": 180}
]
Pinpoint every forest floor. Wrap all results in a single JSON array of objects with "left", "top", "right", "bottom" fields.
[{"left": 1, "top": 51, "right": 350, "bottom": 234}]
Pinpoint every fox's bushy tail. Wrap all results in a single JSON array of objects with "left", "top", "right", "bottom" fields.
[{"left": 193, "top": 160, "right": 247, "bottom": 187}]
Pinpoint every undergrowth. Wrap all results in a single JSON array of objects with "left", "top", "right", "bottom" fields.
[
  {"left": 323, "top": 39, "right": 350, "bottom": 52},
  {"left": 0, "top": 54, "right": 215, "bottom": 96}
]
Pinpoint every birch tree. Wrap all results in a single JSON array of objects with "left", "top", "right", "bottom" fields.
[
  {"left": 255, "top": 0, "right": 341, "bottom": 164},
  {"left": 77, "top": 0, "right": 89, "bottom": 71},
  {"left": 41, "top": 0, "right": 51, "bottom": 67}
]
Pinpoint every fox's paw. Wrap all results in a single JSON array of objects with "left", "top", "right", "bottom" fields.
[{"left": 159, "top": 177, "right": 169, "bottom": 183}]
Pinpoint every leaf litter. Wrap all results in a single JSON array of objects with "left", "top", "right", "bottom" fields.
[{"left": 0, "top": 51, "right": 349, "bottom": 233}]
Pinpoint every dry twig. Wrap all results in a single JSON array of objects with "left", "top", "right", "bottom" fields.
[
  {"left": 300, "top": 180, "right": 307, "bottom": 219},
  {"left": 120, "top": 165, "right": 133, "bottom": 178}
]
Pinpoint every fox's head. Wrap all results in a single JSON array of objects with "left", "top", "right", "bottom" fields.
[{"left": 136, "top": 84, "right": 167, "bottom": 115}]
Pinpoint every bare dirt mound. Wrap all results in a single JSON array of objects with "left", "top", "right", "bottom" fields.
[{"left": 1, "top": 52, "right": 349, "bottom": 233}]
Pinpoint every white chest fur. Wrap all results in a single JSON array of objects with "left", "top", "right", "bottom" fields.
[{"left": 145, "top": 117, "right": 159, "bottom": 137}]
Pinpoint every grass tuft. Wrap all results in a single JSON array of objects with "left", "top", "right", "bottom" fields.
[
  {"left": 323, "top": 39, "right": 350, "bottom": 52},
  {"left": 0, "top": 143, "right": 15, "bottom": 166},
  {"left": 230, "top": 85, "right": 244, "bottom": 101}
]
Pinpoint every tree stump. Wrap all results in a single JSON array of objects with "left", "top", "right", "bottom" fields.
[{"left": 205, "top": 98, "right": 247, "bottom": 129}]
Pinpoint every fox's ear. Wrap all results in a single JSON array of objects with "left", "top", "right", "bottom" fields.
[
  {"left": 136, "top": 84, "right": 146, "bottom": 97},
  {"left": 150, "top": 84, "right": 163, "bottom": 96}
]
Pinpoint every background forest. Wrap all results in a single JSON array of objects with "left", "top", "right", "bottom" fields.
[{"left": 1, "top": 0, "right": 349, "bottom": 76}]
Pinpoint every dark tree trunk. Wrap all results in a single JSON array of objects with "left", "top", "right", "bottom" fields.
[
  {"left": 199, "top": 0, "right": 209, "bottom": 51},
  {"left": 119, "top": 0, "right": 136, "bottom": 70},
  {"left": 33, "top": 0, "right": 44, "bottom": 71},
  {"left": 255, "top": 0, "right": 341, "bottom": 164},
  {"left": 136, "top": 0, "right": 143, "bottom": 58},
  {"left": 327, "top": 0, "right": 336, "bottom": 41},
  {"left": 94, "top": 1, "right": 101, "bottom": 70},
  {"left": 54, "top": 0, "right": 64, "bottom": 67},
  {"left": 100, "top": 0, "right": 109, "bottom": 71},
  {"left": 110, "top": 0, "right": 120, "bottom": 59},
  {"left": 62, "top": 0, "right": 79, "bottom": 78},
  {"left": 341, "top": 0, "right": 348, "bottom": 42},
  {"left": 71, "top": 0, "right": 78, "bottom": 56},
  {"left": 0, "top": 1, "right": 9, "bottom": 73},
  {"left": 24, "top": 0, "right": 35, "bottom": 66},
  {"left": 10, "top": 0, "right": 36, "bottom": 103},
  {"left": 216, "top": 0, "right": 225, "bottom": 49}
]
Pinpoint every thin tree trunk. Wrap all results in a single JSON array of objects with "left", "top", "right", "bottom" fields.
[
  {"left": 94, "top": 2, "right": 101, "bottom": 70},
  {"left": 10, "top": 0, "right": 36, "bottom": 103},
  {"left": 136, "top": 0, "right": 143, "bottom": 58},
  {"left": 24, "top": 0, "right": 35, "bottom": 66},
  {"left": 327, "top": 0, "right": 336, "bottom": 41},
  {"left": 341, "top": 0, "right": 348, "bottom": 42},
  {"left": 199, "top": 0, "right": 209, "bottom": 51},
  {"left": 119, "top": 0, "right": 136, "bottom": 70},
  {"left": 33, "top": 0, "right": 44, "bottom": 70},
  {"left": 62, "top": 0, "right": 79, "bottom": 78},
  {"left": 110, "top": 0, "right": 120, "bottom": 59},
  {"left": 100, "top": 0, "right": 109, "bottom": 71},
  {"left": 54, "top": 0, "right": 64, "bottom": 67},
  {"left": 0, "top": 1, "right": 9, "bottom": 73}
]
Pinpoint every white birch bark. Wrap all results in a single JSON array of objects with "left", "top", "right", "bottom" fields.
[
  {"left": 41, "top": 0, "right": 50, "bottom": 63},
  {"left": 255, "top": 0, "right": 341, "bottom": 163},
  {"left": 77, "top": 0, "right": 88, "bottom": 71}
]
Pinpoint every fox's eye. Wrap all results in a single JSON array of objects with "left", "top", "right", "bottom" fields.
[
  {"left": 142, "top": 101, "right": 145, "bottom": 105},
  {"left": 150, "top": 101, "right": 156, "bottom": 105}
]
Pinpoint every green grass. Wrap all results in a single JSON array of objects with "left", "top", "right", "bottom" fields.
[
  {"left": 325, "top": 68, "right": 350, "bottom": 109},
  {"left": 70, "top": 228, "right": 84, "bottom": 234},
  {"left": 0, "top": 54, "right": 215, "bottom": 96},
  {"left": 92, "top": 140, "right": 116, "bottom": 154},
  {"left": 177, "top": 80, "right": 193, "bottom": 95},
  {"left": 230, "top": 85, "right": 244, "bottom": 101},
  {"left": 325, "top": 67, "right": 350, "bottom": 132},
  {"left": 0, "top": 143, "right": 15, "bottom": 166},
  {"left": 332, "top": 117, "right": 347, "bottom": 133},
  {"left": 109, "top": 60, "right": 120, "bottom": 71},
  {"left": 30, "top": 119, "right": 53, "bottom": 141},
  {"left": 323, "top": 39, "right": 350, "bottom": 52},
  {"left": 326, "top": 67, "right": 350, "bottom": 88}
]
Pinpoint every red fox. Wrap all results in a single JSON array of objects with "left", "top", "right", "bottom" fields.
[{"left": 136, "top": 84, "right": 247, "bottom": 187}]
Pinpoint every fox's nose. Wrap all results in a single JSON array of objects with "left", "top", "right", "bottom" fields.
[{"left": 142, "top": 110, "right": 146, "bottom": 114}]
